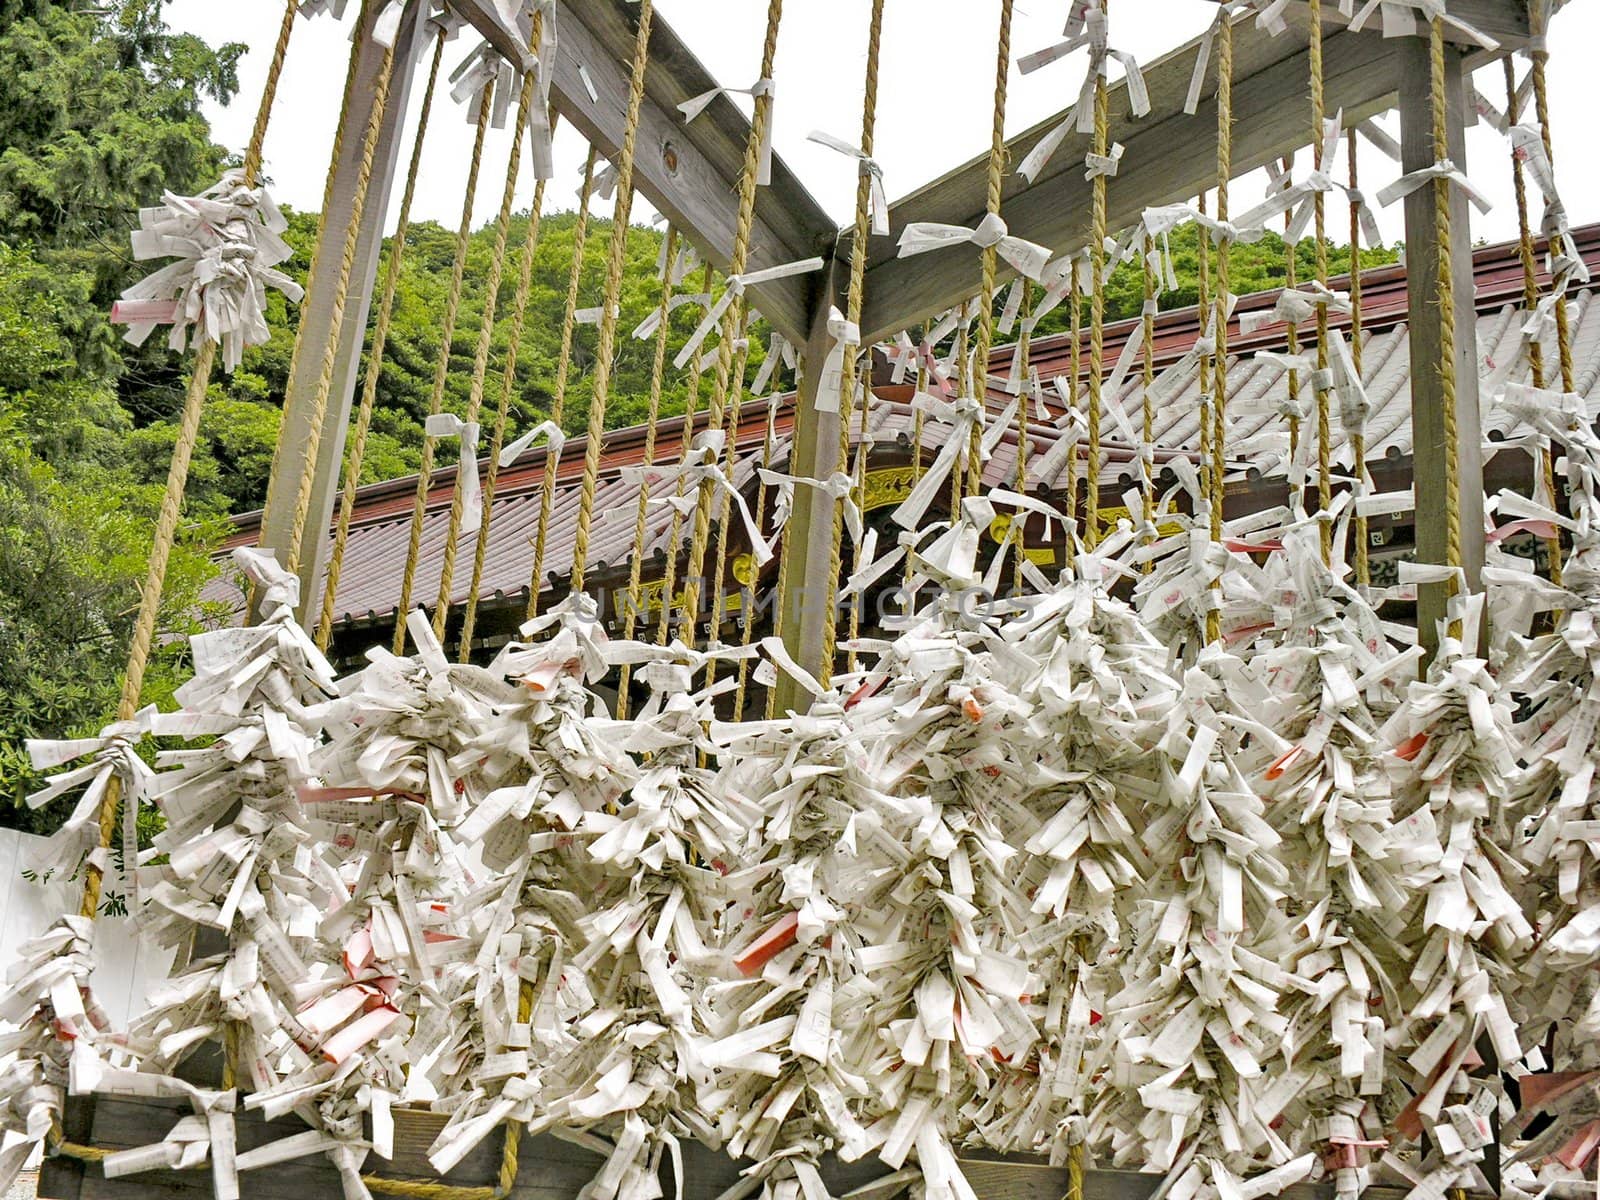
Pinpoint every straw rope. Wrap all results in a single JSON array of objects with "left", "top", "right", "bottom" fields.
[
  {"left": 735, "top": 364, "right": 786, "bottom": 718},
  {"left": 707, "top": 310, "right": 756, "bottom": 684},
  {"left": 824, "top": 0, "right": 887, "bottom": 683},
  {"left": 1065, "top": 272, "right": 1082, "bottom": 564},
  {"left": 1284, "top": 183, "right": 1302, "bottom": 484},
  {"left": 318, "top": 27, "right": 448, "bottom": 652},
  {"left": 1309, "top": 0, "right": 1333, "bottom": 565},
  {"left": 676, "top": 0, "right": 784, "bottom": 649},
  {"left": 76, "top": 0, "right": 299, "bottom": 922},
  {"left": 569, "top": 0, "right": 656, "bottom": 596},
  {"left": 392, "top": 82, "right": 496, "bottom": 652},
  {"left": 1197, "top": 190, "right": 1213, "bottom": 518},
  {"left": 460, "top": 125, "right": 557, "bottom": 660},
  {"left": 433, "top": 67, "right": 541, "bottom": 643},
  {"left": 1349, "top": 131, "right": 1369, "bottom": 587},
  {"left": 1206, "top": 10, "right": 1234, "bottom": 646},
  {"left": 526, "top": 145, "right": 600, "bottom": 620},
  {"left": 1530, "top": 34, "right": 1574, "bottom": 399},
  {"left": 1140, "top": 236, "right": 1156, "bottom": 568},
  {"left": 1085, "top": 2, "right": 1111, "bottom": 550},
  {"left": 1014, "top": 280, "right": 1035, "bottom": 591},
  {"left": 967, "top": 0, "right": 1014, "bottom": 502},
  {"left": 617, "top": 226, "right": 681, "bottom": 719},
  {"left": 1429, "top": 18, "right": 1463, "bottom": 638},
  {"left": 656, "top": 261, "right": 717, "bottom": 647},
  {"left": 1509, "top": 58, "right": 1563, "bottom": 586}
]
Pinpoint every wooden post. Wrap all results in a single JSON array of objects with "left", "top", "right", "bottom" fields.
[
  {"left": 773, "top": 263, "right": 848, "bottom": 714},
  {"left": 1398, "top": 33, "right": 1485, "bottom": 659},
  {"left": 255, "top": 1, "right": 429, "bottom": 625}
]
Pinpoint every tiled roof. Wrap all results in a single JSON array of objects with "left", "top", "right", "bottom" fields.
[{"left": 217, "top": 224, "right": 1600, "bottom": 630}]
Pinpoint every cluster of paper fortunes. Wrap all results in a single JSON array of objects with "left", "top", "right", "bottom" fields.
[
  {"left": 14, "top": 0, "right": 1600, "bottom": 1198},
  {"left": 3, "top": 362, "right": 1598, "bottom": 1200}
]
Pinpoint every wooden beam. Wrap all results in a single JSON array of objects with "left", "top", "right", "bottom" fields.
[
  {"left": 447, "top": 0, "right": 532, "bottom": 68},
  {"left": 1398, "top": 35, "right": 1486, "bottom": 658},
  {"left": 545, "top": 1, "right": 838, "bottom": 347},
  {"left": 854, "top": 5, "right": 1524, "bottom": 343},
  {"left": 255, "top": 0, "right": 430, "bottom": 624},
  {"left": 775, "top": 263, "right": 850, "bottom": 711}
]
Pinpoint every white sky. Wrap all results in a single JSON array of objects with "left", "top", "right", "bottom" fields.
[{"left": 164, "top": 0, "right": 1600, "bottom": 248}]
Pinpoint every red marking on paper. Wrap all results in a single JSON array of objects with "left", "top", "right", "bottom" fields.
[{"left": 733, "top": 911, "right": 799, "bottom": 977}]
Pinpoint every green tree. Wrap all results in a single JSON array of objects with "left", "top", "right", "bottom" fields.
[{"left": 0, "top": 247, "right": 222, "bottom": 834}]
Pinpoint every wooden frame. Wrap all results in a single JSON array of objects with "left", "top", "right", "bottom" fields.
[{"left": 260, "top": 0, "right": 1527, "bottom": 671}]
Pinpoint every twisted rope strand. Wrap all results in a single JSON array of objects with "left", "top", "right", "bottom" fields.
[
  {"left": 1206, "top": 12, "right": 1234, "bottom": 646},
  {"left": 1349, "top": 131, "right": 1370, "bottom": 587},
  {"left": 677, "top": 0, "right": 785, "bottom": 651},
  {"left": 968, "top": 0, "right": 1014, "bottom": 502},
  {"left": 656, "top": 260, "right": 717, "bottom": 646},
  {"left": 1140, "top": 236, "right": 1156, "bottom": 570},
  {"left": 393, "top": 83, "right": 495, "bottom": 652},
  {"left": 1309, "top": 0, "right": 1333, "bottom": 565},
  {"left": 734, "top": 383, "right": 783, "bottom": 719},
  {"left": 707, "top": 312, "right": 756, "bottom": 681},
  {"left": 1085, "top": 1, "right": 1111, "bottom": 550},
  {"left": 460, "top": 122, "right": 557, "bottom": 660},
  {"left": 1065, "top": 270, "right": 1082, "bottom": 565},
  {"left": 569, "top": 0, "right": 656, "bottom": 596},
  {"left": 526, "top": 145, "right": 600, "bottom": 621},
  {"left": 617, "top": 226, "right": 680, "bottom": 718},
  {"left": 434, "top": 66, "right": 541, "bottom": 643},
  {"left": 79, "top": 0, "right": 298, "bottom": 921},
  {"left": 1430, "top": 18, "right": 1462, "bottom": 633},
  {"left": 1013, "top": 279, "right": 1035, "bottom": 592},
  {"left": 1520, "top": 49, "right": 1564, "bottom": 586},
  {"left": 826, "top": 0, "right": 888, "bottom": 682}
]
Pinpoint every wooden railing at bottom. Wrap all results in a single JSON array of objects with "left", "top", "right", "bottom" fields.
[{"left": 41, "top": 1094, "right": 1491, "bottom": 1200}]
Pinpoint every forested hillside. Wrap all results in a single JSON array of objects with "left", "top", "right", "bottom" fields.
[{"left": 0, "top": 0, "right": 1396, "bottom": 832}]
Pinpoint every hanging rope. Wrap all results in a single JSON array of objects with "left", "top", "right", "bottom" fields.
[
  {"left": 706, "top": 309, "right": 756, "bottom": 683},
  {"left": 526, "top": 145, "right": 600, "bottom": 620},
  {"left": 904, "top": 329, "right": 929, "bottom": 590},
  {"left": 822, "top": 0, "right": 887, "bottom": 683},
  {"left": 317, "top": 27, "right": 448, "bottom": 652},
  {"left": 1349, "top": 131, "right": 1370, "bottom": 587},
  {"left": 1065, "top": 271, "right": 1082, "bottom": 564},
  {"left": 1283, "top": 172, "right": 1302, "bottom": 488},
  {"left": 676, "top": 0, "right": 785, "bottom": 649},
  {"left": 281, "top": 24, "right": 400, "bottom": 588},
  {"left": 1530, "top": 17, "right": 1575, "bottom": 401},
  {"left": 764, "top": 348, "right": 803, "bottom": 721},
  {"left": 1309, "top": 0, "right": 1334, "bottom": 565},
  {"left": 77, "top": 0, "right": 300, "bottom": 922},
  {"left": 1206, "top": 10, "right": 1234, "bottom": 646},
  {"left": 1197, "top": 189, "right": 1213, "bottom": 520},
  {"left": 656, "top": 261, "right": 717, "bottom": 646},
  {"left": 460, "top": 125, "right": 558, "bottom": 660},
  {"left": 392, "top": 80, "right": 497, "bottom": 652},
  {"left": 952, "top": 308, "right": 972, "bottom": 518},
  {"left": 616, "top": 226, "right": 681, "bottom": 718},
  {"left": 568, "top": 0, "right": 655, "bottom": 596},
  {"left": 1508, "top": 59, "right": 1563, "bottom": 586},
  {"left": 433, "top": 66, "right": 542, "bottom": 643},
  {"left": 1140, "top": 236, "right": 1157, "bottom": 568},
  {"left": 733, "top": 373, "right": 784, "bottom": 719},
  {"left": 1085, "top": 0, "right": 1111, "bottom": 550},
  {"left": 1013, "top": 279, "right": 1035, "bottom": 592},
  {"left": 1430, "top": 17, "right": 1463, "bottom": 640},
  {"left": 967, "top": 0, "right": 1015, "bottom": 502}
]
